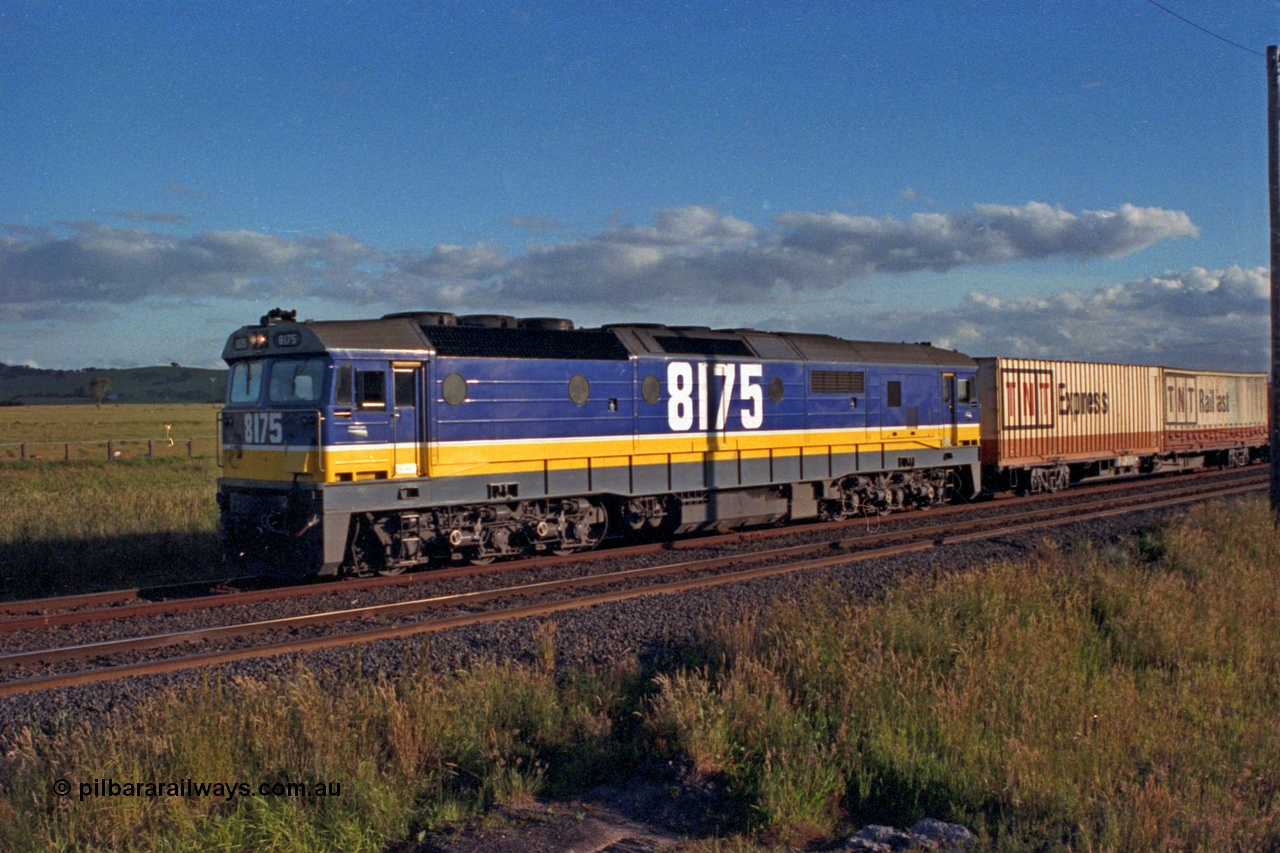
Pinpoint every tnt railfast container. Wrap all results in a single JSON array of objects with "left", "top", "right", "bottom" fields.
[
  {"left": 976, "top": 358, "right": 1161, "bottom": 492},
  {"left": 1160, "top": 368, "right": 1267, "bottom": 464}
]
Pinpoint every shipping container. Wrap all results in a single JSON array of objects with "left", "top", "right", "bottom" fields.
[
  {"left": 1160, "top": 368, "right": 1267, "bottom": 455},
  {"left": 977, "top": 357, "right": 1161, "bottom": 491}
]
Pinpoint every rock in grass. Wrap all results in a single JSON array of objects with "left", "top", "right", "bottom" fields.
[
  {"left": 838, "top": 818, "right": 976, "bottom": 851},
  {"left": 911, "top": 818, "right": 977, "bottom": 850}
]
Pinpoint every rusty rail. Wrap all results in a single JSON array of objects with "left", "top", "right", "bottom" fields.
[{"left": 0, "top": 474, "right": 1264, "bottom": 697}]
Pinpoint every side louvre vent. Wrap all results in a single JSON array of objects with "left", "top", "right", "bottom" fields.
[{"left": 811, "top": 370, "right": 865, "bottom": 394}]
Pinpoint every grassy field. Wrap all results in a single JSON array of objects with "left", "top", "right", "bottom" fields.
[
  {"left": 3, "top": 497, "right": 1278, "bottom": 851},
  {"left": 0, "top": 404, "right": 225, "bottom": 599},
  {"left": 0, "top": 403, "right": 221, "bottom": 461}
]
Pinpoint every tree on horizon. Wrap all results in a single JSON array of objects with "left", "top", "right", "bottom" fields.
[{"left": 90, "top": 376, "right": 111, "bottom": 407}]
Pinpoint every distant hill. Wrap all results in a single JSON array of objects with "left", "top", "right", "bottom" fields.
[{"left": 0, "top": 363, "right": 228, "bottom": 405}]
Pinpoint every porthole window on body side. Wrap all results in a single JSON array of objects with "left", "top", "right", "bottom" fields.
[
  {"left": 568, "top": 374, "right": 590, "bottom": 406},
  {"left": 641, "top": 375, "right": 661, "bottom": 404},
  {"left": 768, "top": 377, "right": 785, "bottom": 404},
  {"left": 442, "top": 373, "right": 467, "bottom": 406}
]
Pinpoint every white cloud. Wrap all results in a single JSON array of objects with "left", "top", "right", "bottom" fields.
[
  {"left": 0, "top": 202, "right": 1197, "bottom": 315},
  {"left": 774, "top": 202, "right": 1198, "bottom": 274},
  {"left": 3, "top": 203, "right": 1238, "bottom": 368},
  {"left": 0, "top": 223, "right": 384, "bottom": 313},
  {"left": 836, "top": 266, "right": 1268, "bottom": 371}
]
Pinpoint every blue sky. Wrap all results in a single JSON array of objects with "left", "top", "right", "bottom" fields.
[{"left": 1, "top": 1, "right": 1275, "bottom": 371}]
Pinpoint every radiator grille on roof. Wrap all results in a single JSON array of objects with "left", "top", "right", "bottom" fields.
[
  {"left": 424, "top": 326, "right": 630, "bottom": 360},
  {"left": 654, "top": 336, "right": 754, "bottom": 357}
]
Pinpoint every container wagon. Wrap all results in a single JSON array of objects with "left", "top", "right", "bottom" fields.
[
  {"left": 1159, "top": 368, "right": 1267, "bottom": 469},
  {"left": 978, "top": 357, "right": 1266, "bottom": 493},
  {"left": 977, "top": 357, "right": 1162, "bottom": 492}
]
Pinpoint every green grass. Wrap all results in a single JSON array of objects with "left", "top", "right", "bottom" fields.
[
  {"left": 648, "top": 498, "right": 1280, "bottom": 849},
  {"left": 0, "top": 656, "right": 632, "bottom": 853},
  {"left": 0, "top": 457, "right": 224, "bottom": 599},
  {"left": 0, "top": 403, "right": 220, "bottom": 461},
  {"left": 0, "top": 404, "right": 226, "bottom": 599},
  {"left": 3, "top": 498, "right": 1280, "bottom": 851}
]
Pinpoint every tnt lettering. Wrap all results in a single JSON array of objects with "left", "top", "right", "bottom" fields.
[{"left": 1004, "top": 376, "right": 1053, "bottom": 427}]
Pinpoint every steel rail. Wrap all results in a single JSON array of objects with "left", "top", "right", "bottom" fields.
[
  {"left": 0, "top": 469, "right": 1261, "bottom": 637},
  {"left": 0, "top": 478, "right": 1261, "bottom": 698},
  {"left": 0, "top": 467, "right": 1264, "bottom": 634}
]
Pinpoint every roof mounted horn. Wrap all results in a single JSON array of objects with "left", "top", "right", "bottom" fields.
[{"left": 260, "top": 307, "right": 297, "bottom": 326}]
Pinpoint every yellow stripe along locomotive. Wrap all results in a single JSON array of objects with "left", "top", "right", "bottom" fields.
[{"left": 217, "top": 309, "right": 982, "bottom": 576}]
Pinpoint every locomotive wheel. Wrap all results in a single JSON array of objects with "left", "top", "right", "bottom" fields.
[
  {"left": 345, "top": 523, "right": 396, "bottom": 577},
  {"left": 552, "top": 511, "right": 608, "bottom": 556}
]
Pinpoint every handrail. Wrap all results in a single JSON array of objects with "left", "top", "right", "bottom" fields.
[{"left": 316, "top": 411, "right": 325, "bottom": 474}]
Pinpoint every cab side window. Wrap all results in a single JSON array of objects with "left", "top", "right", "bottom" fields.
[
  {"left": 958, "top": 378, "right": 976, "bottom": 406},
  {"left": 335, "top": 365, "right": 354, "bottom": 407},
  {"left": 394, "top": 371, "right": 415, "bottom": 408},
  {"left": 229, "top": 361, "right": 263, "bottom": 404},
  {"left": 358, "top": 370, "right": 386, "bottom": 409}
]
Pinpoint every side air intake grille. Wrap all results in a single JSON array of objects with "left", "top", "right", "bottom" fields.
[{"left": 810, "top": 370, "right": 865, "bottom": 394}]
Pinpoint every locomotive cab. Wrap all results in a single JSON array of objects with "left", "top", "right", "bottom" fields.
[
  {"left": 218, "top": 345, "right": 334, "bottom": 575},
  {"left": 216, "top": 309, "right": 435, "bottom": 575},
  {"left": 222, "top": 355, "right": 329, "bottom": 478}
]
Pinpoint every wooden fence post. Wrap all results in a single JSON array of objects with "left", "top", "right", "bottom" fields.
[{"left": 106, "top": 440, "right": 113, "bottom": 460}]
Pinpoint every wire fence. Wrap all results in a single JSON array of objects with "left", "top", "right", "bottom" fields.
[{"left": 0, "top": 436, "right": 219, "bottom": 462}]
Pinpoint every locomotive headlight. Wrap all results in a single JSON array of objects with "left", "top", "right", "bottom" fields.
[{"left": 250, "top": 332, "right": 269, "bottom": 349}]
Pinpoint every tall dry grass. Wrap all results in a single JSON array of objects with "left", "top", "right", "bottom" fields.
[
  {"left": 0, "top": 656, "right": 629, "bottom": 853},
  {"left": 648, "top": 497, "right": 1280, "bottom": 849}
]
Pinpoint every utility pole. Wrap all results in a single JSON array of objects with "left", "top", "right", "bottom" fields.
[{"left": 1270, "top": 47, "right": 1280, "bottom": 517}]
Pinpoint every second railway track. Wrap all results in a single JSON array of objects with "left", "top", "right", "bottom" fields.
[
  {"left": 0, "top": 465, "right": 1262, "bottom": 635},
  {"left": 0, "top": 468, "right": 1263, "bottom": 699}
]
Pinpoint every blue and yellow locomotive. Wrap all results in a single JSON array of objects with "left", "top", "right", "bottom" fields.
[{"left": 217, "top": 308, "right": 981, "bottom": 576}]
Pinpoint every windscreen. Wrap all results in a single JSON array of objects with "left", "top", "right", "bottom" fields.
[
  {"left": 267, "top": 358, "right": 327, "bottom": 403},
  {"left": 228, "top": 361, "right": 264, "bottom": 404}
]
